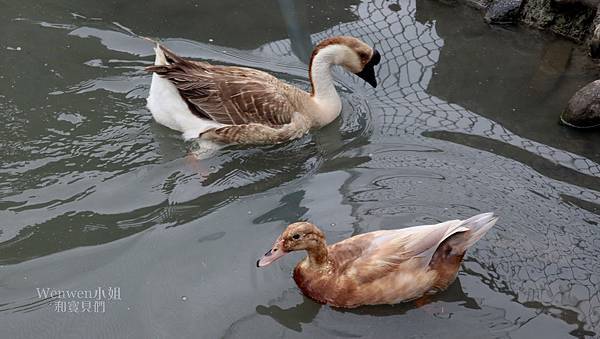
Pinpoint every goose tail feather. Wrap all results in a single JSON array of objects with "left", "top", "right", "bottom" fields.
[
  {"left": 143, "top": 37, "right": 187, "bottom": 72},
  {"left": 153, "top": 43, "right": 167, "bottom": 66}
]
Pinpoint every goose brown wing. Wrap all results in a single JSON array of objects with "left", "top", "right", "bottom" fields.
[{"left": 145, "top": 45, "right": 295, "bottom": 126}]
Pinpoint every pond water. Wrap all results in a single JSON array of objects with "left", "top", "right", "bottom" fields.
[{"left": 1, "top": 0, "right": 600, "bottom": 338}]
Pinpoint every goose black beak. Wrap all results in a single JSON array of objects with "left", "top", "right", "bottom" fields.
[{"left": 355, "top": 49, "right": 381, "bottom": 88}]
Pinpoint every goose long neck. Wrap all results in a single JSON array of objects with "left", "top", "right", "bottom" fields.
[
  {"left": 309, "top": 49, "right": 339, "bottom": 100},
  {"left": 307, "top": 46, "right": 343, "bottom": 126}
]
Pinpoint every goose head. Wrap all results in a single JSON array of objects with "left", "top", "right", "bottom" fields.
[
  {"left": 310, "top": 36, "right": 381, "bottom": 88},
  {"left": 257, "top": 222, "right": 325, "bottom": 267}
]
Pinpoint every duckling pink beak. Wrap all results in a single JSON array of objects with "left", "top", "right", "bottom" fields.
[{"left": 257, "top": 238, "right": 287, "bottom": 267}]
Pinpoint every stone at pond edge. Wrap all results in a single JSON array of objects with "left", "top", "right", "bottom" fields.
[
  {"left": 591, "top": 34, "right": 600, "bottom": 58},
  {"left": 592, "top": 18, "right": 600, "bottom": 58},
  {"left": 484, "top": 0, "right": 523, "bottom": 24},
  {"left": 561, "top": 80, "right": 600, "bottom": 128}
]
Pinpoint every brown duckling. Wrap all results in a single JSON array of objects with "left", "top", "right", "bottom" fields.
[{"left": 257, "top": 212, "right": 498, "bottom": 308}]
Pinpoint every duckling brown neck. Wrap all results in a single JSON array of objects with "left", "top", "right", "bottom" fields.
[{"left": 306, "top": 240, "right": 329, "bottom": 267}]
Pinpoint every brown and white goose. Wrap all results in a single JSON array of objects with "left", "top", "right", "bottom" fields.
[{"left": 145, "top": 36, "right": 380, "bottom": 144}]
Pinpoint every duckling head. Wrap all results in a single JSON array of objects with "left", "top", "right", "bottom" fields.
[
  {"left": 310, "top": 36, "right": 381, "bottom": 88},
  {"left": 257, "top": 222, "right": 325, "bottom": 267}
]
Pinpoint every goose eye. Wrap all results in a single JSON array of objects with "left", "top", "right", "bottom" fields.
[{"left": 292, "top": 234, "right": 301, "bottom": 240}]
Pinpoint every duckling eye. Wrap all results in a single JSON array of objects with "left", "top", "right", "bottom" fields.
[{"left": 292, "top": 234, "right": 301, "bottom": 240}]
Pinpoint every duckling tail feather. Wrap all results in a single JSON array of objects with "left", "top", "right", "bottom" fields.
[{"left": 452, "top": 212, "right": 497, "bottom": 253}]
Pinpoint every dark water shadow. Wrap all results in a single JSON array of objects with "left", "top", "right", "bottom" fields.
[
  {"left": 256, "top": 295, "right": 322, "bottom": 332},
  {"left": 255, "top": 278, "right": 479, "bottom": 332}
]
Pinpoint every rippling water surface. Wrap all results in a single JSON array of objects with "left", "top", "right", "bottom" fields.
[{"left": 1, "top": 0, "right": 600, "bottom": 338}]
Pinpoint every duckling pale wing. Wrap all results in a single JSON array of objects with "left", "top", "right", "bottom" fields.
[
  {"left": 339, "top": 213, "right": 497, "bottom": 285},
  {"left": 336, "top": 220, "right": 468, "bottom": 283},
  {"left": 146, "top": 45, "right": 296, "bottom": 127}
]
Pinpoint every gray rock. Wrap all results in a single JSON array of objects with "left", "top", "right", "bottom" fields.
[
  {"left": 521, "top": 0, "right": 596, "bottom": 41},
  {"left": 591, "top": 28, "right": 600, "bottom": 58},
  {"left": 484, "top": 0, "right": 523, "bottom": 24},
  {"left": 553, "top": 0, "right": 600, "bottom": 9},
  {"left": 561, "top": 80, "right": 600, "bottom": 128},
  {"left": 591, "top": 9, "right": 600, "bottom": 58}
]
